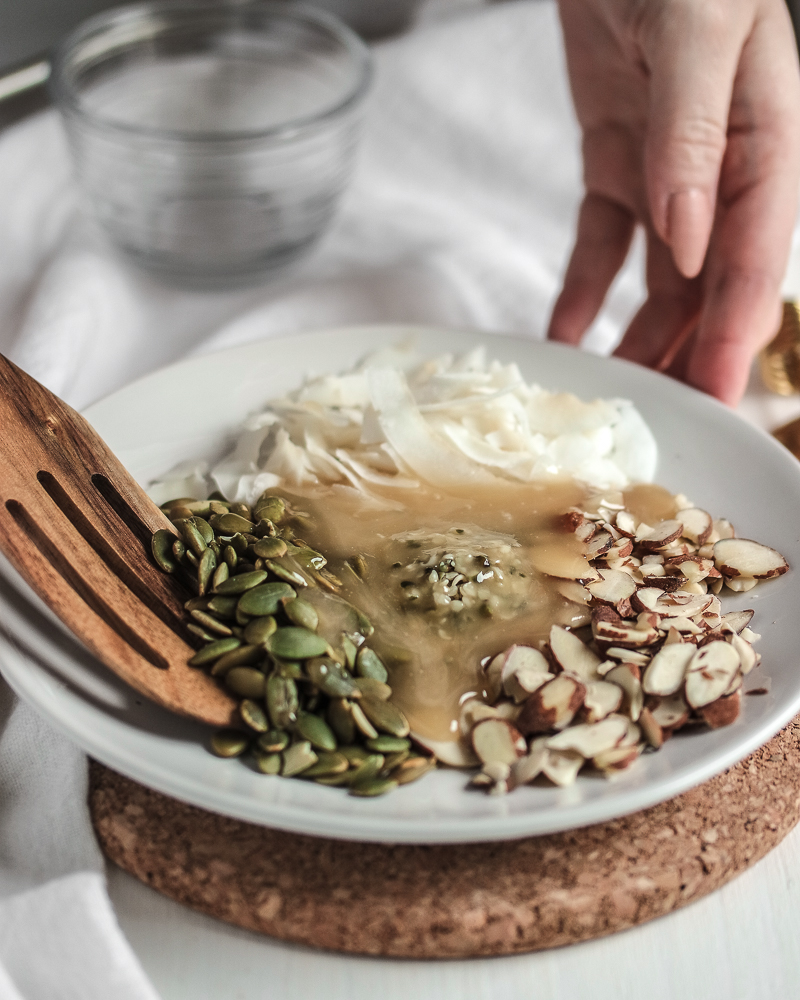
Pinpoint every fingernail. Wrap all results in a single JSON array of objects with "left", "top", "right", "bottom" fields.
[{"left": 667, "top": 188, "right": 712, "bottom": 279}]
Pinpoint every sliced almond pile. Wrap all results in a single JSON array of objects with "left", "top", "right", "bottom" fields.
[{"left": 463, "top": 498, "right": 787, "bottom": 796}]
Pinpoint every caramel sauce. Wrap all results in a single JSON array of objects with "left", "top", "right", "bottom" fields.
[{"left": 281, "top": 479, "right": 676, "bottom": 742}]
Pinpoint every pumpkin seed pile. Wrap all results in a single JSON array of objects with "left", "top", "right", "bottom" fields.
[{"left": 152, "top": 491, "right": 436, "bottom": 796}]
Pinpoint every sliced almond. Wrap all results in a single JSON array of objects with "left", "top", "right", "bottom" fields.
[
  {"left": 471, "top": 718, "right": 527, "bottom": 766},
  {"left": 592, "top": 744, "right": 639, "bottom": 772},
  {"left": 700, "top": 689, "right": 742, "bottom": 729},
  {"left": 638, "top": 707, "right": 663, "bottom": 748},
  {"left": 460, "top": 699, "right": 500, "bottom": 738},
  {"left": 721, "top": 609, "right": 754, "bottom": 634},
  {"left": 541, "top": 748, "right": 584, "bottom": 786},
  {"left": 724, "top": 577, "right": 758, "bottom": 593},
  {"left": 730, "top": 632, "right": 758, "bottom": 675},
  {"left": 555, "top": 579, "right": 591, "bottom": 606},
  {"left": 511, "top": 743, "right": 549, "bottom": 785},
  {"left": 649, "top": 692, "right": 690, "bottom": 732},
  {"left": 632, "top": 587, "right": 713, "bottom": 619},
  {"left": 638, "top": 519, "right": 684, "bottom": 550},
  {"left": 546, "top": 715, "right": 628, "bottom": 757},
  {"left": 615, "top": 510, "right": 637, "bottom": 537},
  {"left": 495, "top": 645, "right": 553, "bottom": 703},
  {"left": 516, "top": 675, "right": 586, "bottom": 735},
  {"left": 593, "top": 618, "right": 661, "bottom": 649},
  {"left": 530, "top": 545, "right": 600, "bottom": 582},
  {"left": 586, "top": 567, "right": 638, "bottom": 606},
  {"left": 413, "top": 734, "right": 478, "bottom": 768},
  {"left": 549, "top": 624, "right": 602, "bottom": 683},
  {"left": 713, "top": 538, "right": 788, "bottom": 580},
  {"left": 604, "top": 647, "right": 651, "bottom": 666},
  {"left": 585, "top": 530, "right": 614, "bottom": 559},
  {"left": 684, "top": 641, "right": 741, "bottom": 709},
  {"left": 582, "top": 680, "right": 624, "bottom": 722},
  {"left": 642, "top": 642, "right": 695, "bottom": 696},
  {"left": 713, "top": 518, "right": 735, "bottom": 540},
  {"left": 605, "top": 664, "right": 644, "bottom": 721},
  {"left": 677, "top": 508, "right": 713, "bottom": 546}
]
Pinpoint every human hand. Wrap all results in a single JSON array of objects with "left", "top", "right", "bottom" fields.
[{"left": 547, "top": 0, "right": 800, "bottom": 405}]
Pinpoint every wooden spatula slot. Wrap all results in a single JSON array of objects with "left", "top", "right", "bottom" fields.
[
  {"left": 35, "top": 469, "right": 193, "bottom": 641},
  {"left": 4, "top": 497, "right": 171, "bottom": 670}
]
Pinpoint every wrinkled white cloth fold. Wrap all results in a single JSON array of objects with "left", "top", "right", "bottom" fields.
[{"left": 0, "top": 0, "right": 760, "bottom": 995}]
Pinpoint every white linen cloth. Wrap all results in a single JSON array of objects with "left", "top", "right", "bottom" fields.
[{"left": 0, "top": 2, "right": 796, "bottom": 997}]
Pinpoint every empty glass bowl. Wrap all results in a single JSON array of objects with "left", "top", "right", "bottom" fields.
[{"left": 51, "top": 1, "right": 372, "bottom": 287}]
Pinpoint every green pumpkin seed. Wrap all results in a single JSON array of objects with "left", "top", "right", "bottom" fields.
[
  {"left": 214, "top": 570, "right": 268, "bottom": 595},
  {"left": 314, "top": 771, "right": 354, "bottom": 787},
  {"left": 253, "top": 751, "right": 281, "bottom": 775},
  {"left": 208, "top": 540, "right": 222, "bottom": 559},
  {"left": 235, "top": 606, "right": 252, "bottom": 627},
  {"left": 187, "top": 623, "right": 217, "bottom": 643},
  {"left": 184, "top": 597, "right": 208, "bottom": 612},
  {"left": 366, "top": 736, "right": 411, "bottom": 753},
  {"left": 217, "top": 512, "right": 256, "bottom": 534},
  {"left": 225, "top": 667, "right": 267, "bottom": 699},
  {"left": 253, "top": 536, "right": 288, "bottom": 559},
  {"left": 211, "top": 562, "right": 229, "bottom": 590},
  {"left": 267, "top": 627, "right": 328, "bottom": 660},
  {"left": 350, "top": 701, "right": 379, "bottom": 739},
  {"left": 240, "top": 699, "right": 269, "bottom": 732},
  {"left": 210, "top": 644, "right": 262, "bottom": 676},
  {"left": 183, "top": 500, "right": 213, "bottom": 518},
  {"left": 307, "top": 658, "right": 360, "bottom": 698},
  {"left": 243, "top": 615, "right": 278, "bottom": 645},
  {"left": 339, "top": 745, "right": 370, "bottom": 766},
  {"left": 266, "top": 675, "right": 299, "bottom": 729},
  {"left": 382, "top": 750, "right": 411, "bottom": 771},
  {"left": 181, "top": 520, "right": 207, "bottom": 556},
  {"left": 348, "top": 753, "right": 384, "bottom": 784},
  {"left": 206, "top": 595, "right": 238, "bottom": 618},
  {"left": 188, "top": 636, "right": 241, "bottom": 667},
  {"left": 168, "top": 505, "right": 195, "bottom": 521},
  {"left": 265, "top": 557, "right": 308, "bottom": 588},
  {"left": 393, "top": 756, "right": 436, "bottom": 785},
  {"left": 282, "top": 741, "right": 318, "bottom": 777},
  {"left": 229, "top": 502, "right": 252, "bottom": 519},
  {"left": 228, "top": 533, "right": 249, "bottom": 556},
  {"left": 359, "top": 697, "right": 410, "bottom": 738},
  {"left": 152, "top": 529, "right": 178, "bottom": 572},
  {"left": 172, "top": 538, "right": 186, "bottom": 561},
  {"left": 341, "top": 634, "right": 357, "bottom": 670},
  {"left": 349, "top": 778, "right": 398, "bottom": 798},
  {"left": 254, "top": 495, "right": 286, "bottom": 523},
  {"left": 189, "top": 610, "right": 233, "bottom": 636},
  {"left": 356, "top": 647, "right": 388, "bottom": 683},
  {"left": 209, "top": 500, "right": 230, "bottom": 515},
  {"left": 237, "top": 581, "right": 296, "bottom": 616},
  {"left": 354, "top": 677, "right": 392, "bottom": 701},
  {"left": 291, "top": 546, "right": 327, "bottom": 572},
  {"left": 294, "top": 711, "right": 337, "bottom": 751},
  {"left": 302, "top": 751, "right": 349, "bottom": 777},
  {"left": 193, "top": 516, "right": 214, "bottom": 545},
  {"left": 183, "top": 550, "right": 199, "bottom": 569},
  {"left": 257, "top": 729, "right": 290, "bottom": 753},
  {"left": 283, "top": 598, "right": 319, "bottom": 631},
  {"left": 275, "top": 658, "right": 304, "bottom": 680},
  {"left": 223, "top": 545, "right": 238, "bottom": 570},
  {"left": 210, "top": 729, "right": 249, "bottom": 758},
  {"left": 327, "top": 699, "right": 356, "bottom": 744},
  {"left": 197, "top": 548, "right": 216, "bottom": 596}
]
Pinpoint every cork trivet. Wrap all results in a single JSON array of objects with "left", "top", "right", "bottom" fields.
[{"left": 89, "top": 717, "right": 800, "bottom": 958}]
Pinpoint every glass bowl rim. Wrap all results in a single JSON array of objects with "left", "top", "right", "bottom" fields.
[{"left": 50, "top": 0, "right": 373, "bottom": 144}]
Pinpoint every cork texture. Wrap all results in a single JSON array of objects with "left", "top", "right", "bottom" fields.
[{"left": 89, "top": 717, "right": 800, "bottom": 957}]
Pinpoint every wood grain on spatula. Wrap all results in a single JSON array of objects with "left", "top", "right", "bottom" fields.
[{"left": 0, "top": 354, "right": 236, "bottom": 726}]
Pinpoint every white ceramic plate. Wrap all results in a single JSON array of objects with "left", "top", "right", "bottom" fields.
[{"left": 1, "top": 324, "right": 799, "bottom": 844}]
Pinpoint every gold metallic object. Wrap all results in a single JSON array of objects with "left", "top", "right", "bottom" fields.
[{"left": 760, "top": 301, "right": 800, "bottom": 395}]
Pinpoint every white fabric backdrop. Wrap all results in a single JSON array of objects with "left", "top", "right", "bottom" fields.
[{"left": 1, "top": 1, "right": 795, "bottom": 996}]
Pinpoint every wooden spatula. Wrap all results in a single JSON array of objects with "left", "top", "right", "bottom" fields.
[{"left": 0, "top": 354, "right": 236, "bottom": 726}]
